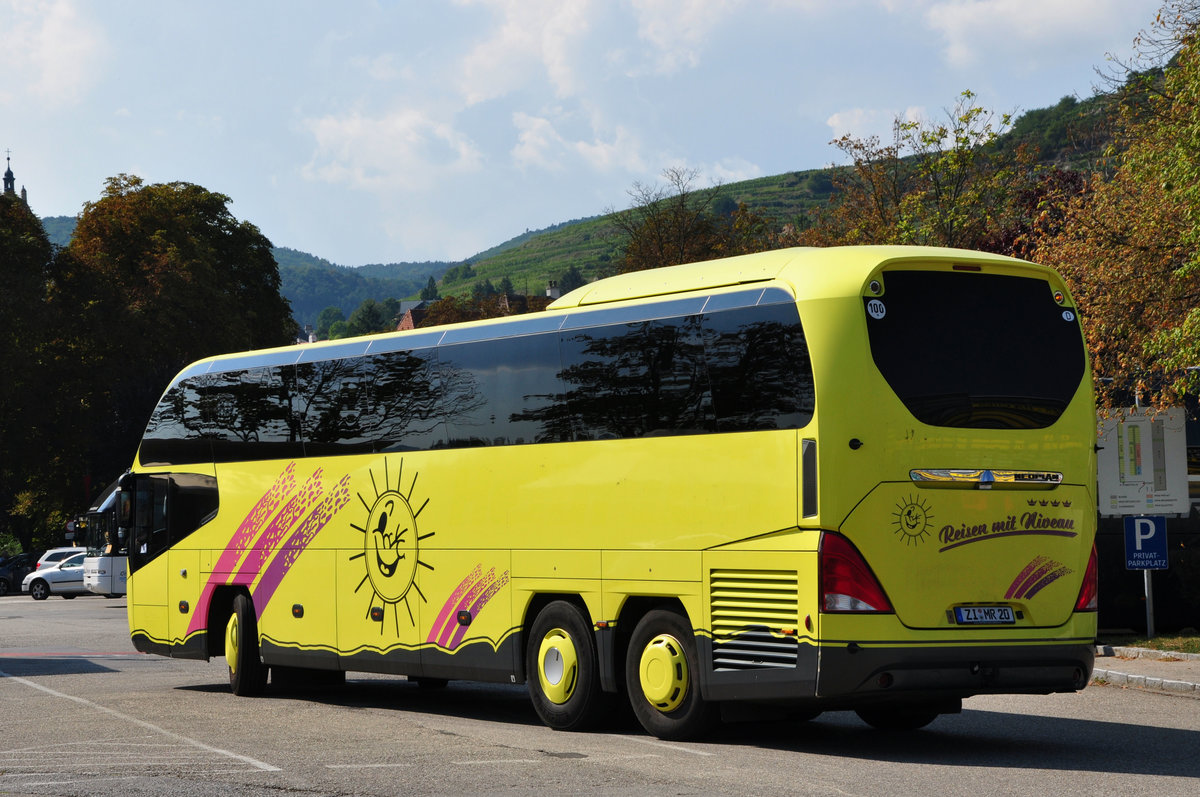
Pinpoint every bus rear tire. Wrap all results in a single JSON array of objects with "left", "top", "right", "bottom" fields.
[
  {"left": 855, "top": 704, "right": 941, "bottom": 731},
  {"left": 227, "top": 594, "right": 268, "bottom": 697},
  {"left": 625, "top": 609, "right": 717, "bottom": 740},
  {"left": 526, "top": 600, "right": 605, "bottom": 731}
]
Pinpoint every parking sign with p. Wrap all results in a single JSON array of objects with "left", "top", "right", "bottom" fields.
[{"left": 1124, "top": 515, "right": 1169, "bottom": 570}]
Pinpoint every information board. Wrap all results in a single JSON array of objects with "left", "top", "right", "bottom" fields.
[{"left": 1097, "top": 408, "right": 1188, "bottom": 517}]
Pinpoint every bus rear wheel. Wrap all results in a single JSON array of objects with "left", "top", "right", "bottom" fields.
[
  {"left": 226, "top": 594, "right": 268, "bottom": 696},
  {"left": 526, "top": 600, "right": 605, "bottom": 731},
  {"left": 625, "top": 609, "right": 717, "bottom": 740}
]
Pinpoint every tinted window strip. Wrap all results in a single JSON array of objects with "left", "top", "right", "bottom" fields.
[{"left": 144, "top": 296, "right": 812, "bottom": 465}]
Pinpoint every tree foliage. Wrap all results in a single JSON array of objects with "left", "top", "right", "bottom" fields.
[
  {"left": 0, "top": 176, "right": 297, "bottom": 550},
  {"left": 0, "top": 193, "right": 58, "bottom": 550},
  {"left": 420, "top": 275, "right": 440, "bottom": 301},
  {"left": 611, "top": 167, "right": 726, "bottom": 272},
  {"left": 1034, "top": 5, "right": 1200, "bottom": 409},
  {"left": 796, "top": 91, "right": 1043, "bottom": 254}
]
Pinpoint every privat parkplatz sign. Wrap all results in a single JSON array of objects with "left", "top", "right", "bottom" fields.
[{"left": 1124, "top": 515, "right": 1169, "bottom": 570}]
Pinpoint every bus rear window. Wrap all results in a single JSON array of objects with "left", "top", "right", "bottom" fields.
[{"left": 864, "top": 270, "right": 1086, "bottom": 430}]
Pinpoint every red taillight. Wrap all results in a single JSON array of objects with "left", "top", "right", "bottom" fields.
[
  {"left": 820, "top": 532, "right": 893, "bottom": 613},
  {"left": 1074, "top": 544, "right": 1098, "bottom": 612}
]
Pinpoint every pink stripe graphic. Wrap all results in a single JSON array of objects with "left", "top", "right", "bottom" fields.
[
  {"left": 1024, "top": 565, "right": 1073, "bottom": 599},
  {"left": 187, "top": 463, "right": 297, "bottom": 635},
  {"left": 427, "top": 565, "right": 482, "bottom": 644},
  {"left": 240, "top": 469, "right": 325, "bottom": 578},
  {"left": 435, "top": 570, "right": 493, "bottom": 647},
  {"left": 446, "top": 570, "right": 510, "bottom": 650},
  {"left": 211, "top": 462, "right": 296, "bottom": 577},
  {"left": 1006, "top": 556, "right": 1073, "bottom": 600},
  {"left": 253, "top": 474, "right": 351, "bottom": 618},
  {"left": 1005, "top": 556, "right": 1046, "bottom": 599}
]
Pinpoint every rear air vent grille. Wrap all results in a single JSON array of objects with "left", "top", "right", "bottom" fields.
[{"left": 710, "top": 569, "right": 799, "bottom": 671}]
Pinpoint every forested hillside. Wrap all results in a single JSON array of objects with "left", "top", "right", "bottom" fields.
[{"left": 40, "top": 86, "right": 1114, "bottom": 325}]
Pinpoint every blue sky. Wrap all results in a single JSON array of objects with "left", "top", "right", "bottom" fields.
[{"left": 0, "top": 0, "right": 1164, "bottom": 266}]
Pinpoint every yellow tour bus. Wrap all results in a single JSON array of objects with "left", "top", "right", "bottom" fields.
[{"left": 119, "top": 245, "right": 1097, "bottom": 739}]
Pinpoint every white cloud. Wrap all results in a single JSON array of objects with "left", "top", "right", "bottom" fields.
[
  {"left": 707, "top": 156, "right": 761, "bottom": 183},
  {"left": 455, "top": 0, "right": 594, "bottom": 104},
  {"left": 925, "top": 0, "right": 1153, "bottom": 70},
  {"left": 303, "top": 109, "right": 483, "bottom": 191},
  {"left": 512, "top": 112, "right": 569, "bottom": 170},
  {"left": 574, "top": 124, "right": 645, "bottom": 173},
  {"left": 825, "top": 106, "right": 925, "bottom": 146},
  {"left": 352, "top": 54, "right": 413, "bottom": 82},
  {"left": 628, "top": 0, "right": 742, "bottom": 74},
  {"left": 511, "top": 110, "right": 646, "bottom": 174},
  {"left": 0, "top": 0, "right": 105, "bottom": 108}
]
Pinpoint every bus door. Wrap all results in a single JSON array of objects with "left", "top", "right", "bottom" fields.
[
  {"left": 127, "top": 473, "right": 217, "bottom": 655},
  {"left": 126, "top": 475, "right": 169, "bottom": 648}
]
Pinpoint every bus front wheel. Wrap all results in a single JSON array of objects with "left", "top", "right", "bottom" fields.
[
  {"left": 526, "top": 600, "right": 605, "bottom": 731},
  {"left": 226, "top": 594, "right": 268, "bottom": 697},
  {"left": 625, "top": 609, "right": 717, "bottom": 740}
]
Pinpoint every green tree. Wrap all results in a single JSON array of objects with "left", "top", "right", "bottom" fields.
[
  {"left": 66, "top": 175, "right": 296, "bottom": 487},
  {"left": 0, "top": 193, "right": 57, "bottom": 551},
  {"left": 420, "top": 275, "right": 440, "bottom": 301},
  {"left": 1033, "top": 4, "right": 1200, "bottom": 408},
  {"left": 346, "top": 298, "right": 388, "bottom": 336},
  {"left": 801, "top": 92, "right": 1038, "bottom": 253},
  {"left": 316, "top": 305, "right": 346, "bottom": 339},
  {"left": 611, "top": 167, "right": 724, "bottom": 272},
  {"left": 558, "top": 264, "right": 587, "bottom": 294}
]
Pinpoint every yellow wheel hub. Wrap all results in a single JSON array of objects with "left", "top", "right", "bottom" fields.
[
  {"left": 638, "top": 633, "right": 688, "bottom": 712},
  {"left": 226, "top": 612, "right": 239, "bottom": 675},
  {"left": 537, "top": 628, "right": 579, "bottom": 704}
]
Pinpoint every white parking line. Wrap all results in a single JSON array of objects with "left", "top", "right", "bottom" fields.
[
  {"left": 0, "top": 669, "right": 281, "bottom": 772},
  {"left": 606, "top": 734, "right": 714, "bottom": 757}
]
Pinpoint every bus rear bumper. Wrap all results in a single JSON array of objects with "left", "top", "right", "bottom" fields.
[{"left": 814, "top": 642, "right": 1095, "bottom": 705}]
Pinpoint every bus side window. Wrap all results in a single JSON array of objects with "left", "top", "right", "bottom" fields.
[
  {"left": 132, "top": 476, "right": 170, "bottom": 561},
  {"left": 702, "top": 304, "right": 815, "bottom": 431},
  {"left": 128, "top": 474, "right": 218, "bottom": 573}
]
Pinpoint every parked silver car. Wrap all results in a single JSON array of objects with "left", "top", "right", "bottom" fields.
[{"left": 23, "top": 551, "right": 88, "bottom": 600}]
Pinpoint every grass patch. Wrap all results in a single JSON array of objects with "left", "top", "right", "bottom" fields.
[{"left": 1098, "top": 633, "right": 1200, "bottom": 655}]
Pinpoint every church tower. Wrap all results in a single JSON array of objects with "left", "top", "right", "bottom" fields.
[
  {"left": 2, "top": 154, "right": 14, "bottom": 195},
  {"left": 3, "top": 153, "right": 28, "bottom": 204}
]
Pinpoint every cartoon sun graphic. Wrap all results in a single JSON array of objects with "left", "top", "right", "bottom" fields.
[
  {"left": 891, "top": 495, "right": 933, "bottom": 546},
  {"left": 349, "top": 458, "right": 435, "bottom": 636}
]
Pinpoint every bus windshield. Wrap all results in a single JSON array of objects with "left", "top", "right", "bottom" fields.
[{"left": 82, "top": 486, "right": 127, "bottom": 557}]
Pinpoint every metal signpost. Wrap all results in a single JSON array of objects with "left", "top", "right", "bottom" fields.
[{"left": 1123, "top": 515, "right": 1169, "bottom": 637}]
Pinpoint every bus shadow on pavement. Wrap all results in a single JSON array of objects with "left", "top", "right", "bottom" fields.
[
  {"left": 0, "top": 656, "right": 120, "bottom": 678},
  {"left": 178, "top": 676, "right": 547, "bottom": 728},
  {"left": 717, "top": 707, "right": 1200, "bottom": 776}
]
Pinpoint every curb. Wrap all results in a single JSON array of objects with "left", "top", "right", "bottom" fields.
[
  {"left": 1094, "top": 645, "right": 1200, "bottom": 662},
  {"left": 1092, "top": 645, "right": 1200, "bottom": 696}
]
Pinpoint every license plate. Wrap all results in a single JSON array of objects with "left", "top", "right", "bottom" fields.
[{"left": 954, "top": 605, "right": 1015, "bottom": 625}]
